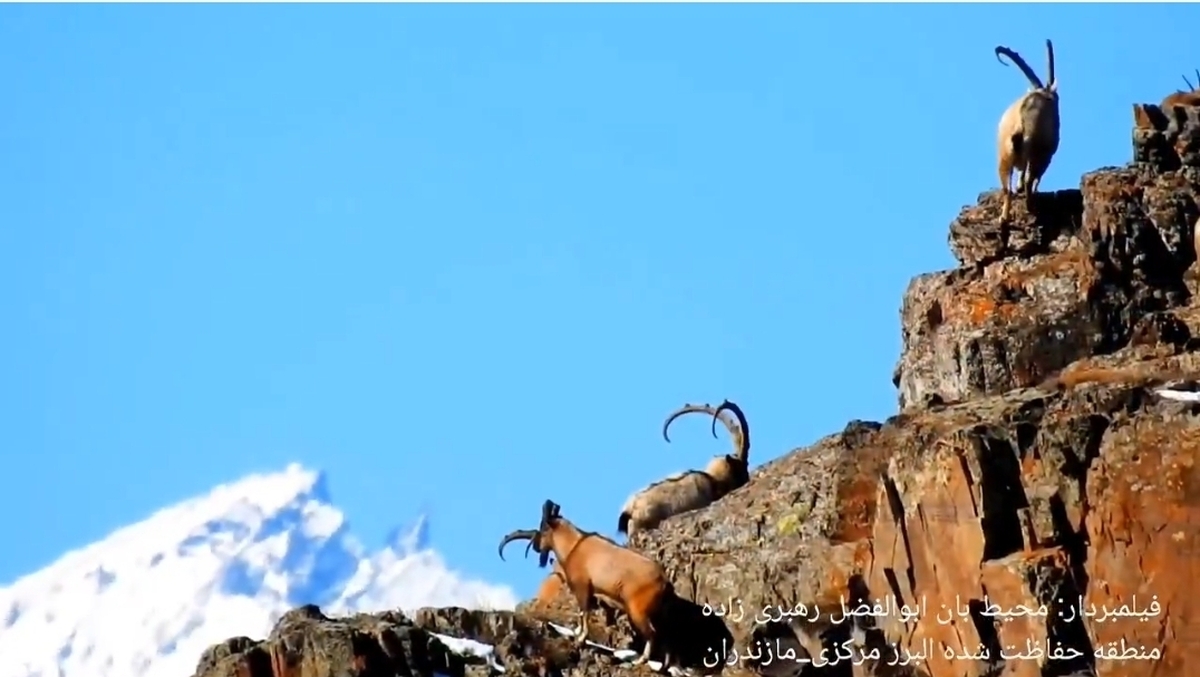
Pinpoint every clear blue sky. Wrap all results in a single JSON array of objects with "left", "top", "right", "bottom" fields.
[{"left": 1, "top": 4, "right": 1195, "bottom": 599}]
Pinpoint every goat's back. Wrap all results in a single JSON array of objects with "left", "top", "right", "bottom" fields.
[
  {"left": 1163, "top": 91, "right": 1200, "bottom": 108},
  {"left": 635, "top": 469, "right": 708, "bottom": 494},
  {"left": 1019, "top": 91, "right": 1060, "bottom": 148},
  {"left": 625, "top": 471, "right": 717, "bottom": 530},
  {"left": 998, "top": 90, "right": 1059, "bottom": 157}
]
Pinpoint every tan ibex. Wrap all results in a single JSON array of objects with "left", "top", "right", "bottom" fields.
[
  {"left": 1162, "top": 68, "right": 1200, "bottom": 108},
  {"left": 499, "top": 500, "right": 679, "bottom": 672},
  {"left": 618, "top": 399, "right": 752, "bottom": 537},
  {"left": 995, "top": 39, "right": 1060, "bottom": 222}
]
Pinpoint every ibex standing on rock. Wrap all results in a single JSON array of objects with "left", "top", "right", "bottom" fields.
[
  {"left": 618, "top": 399, "right": 752, "bottom": 537},
  {"left": 995, "top": 39, "right": 1059, "bottom": 222},
  {"left": 499, "top": 500, "right": 679, "bottom": 673},
  {"left": 1162, "top": 69, "right": 1200, "bottom": 108}
]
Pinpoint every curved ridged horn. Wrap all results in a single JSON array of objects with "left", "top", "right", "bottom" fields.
[
  {"left": 712, "top": 399, "right": 751, "bottom": 462},
  {"left": 662, "top": 403, "right": 730, "bottom": 443},
  {"left": 995, "top": 45, "right": 1044, "bottom": 89},
  {"left": 1044, "top": 39, "right": 1055, "bottom": 88},
  {"left": 498, "top": 529, "right": 537, "bottom": 561}
]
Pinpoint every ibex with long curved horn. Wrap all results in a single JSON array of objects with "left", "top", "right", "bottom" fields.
[
  {"left": 618, "top": 399, "right": 752, "bottom": 536},
  {"left": 1162, "top": 68, "right": 1200, "bottom": 108},
  {"left": 499, "top": 500, "right": 679, "bottom": 673},
  {"left": 995, "top": 39, "right": 1059, "bottom": 222}
]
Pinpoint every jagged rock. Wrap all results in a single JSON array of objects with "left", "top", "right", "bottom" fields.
[
  {"left": 948, "top": 189, "right": 1083, "bottom": 268},
  {"left": 193, "top": 105, "right": 1200, "bottom": 677},
  {"left": 897, "top": 111, "right": 1199, "bottom": 412},
  {"left": 1133, "top": 103, "right": 1200, "bottom": 171},
  {"left": 636, "top": 365, "right": 1200, "bottom": 677},
  {"left": 190, "top": 599, "right": 732, "bottom": 677},
  {"left": 191, "top": 605, "right": 601, "bottom": 677}
]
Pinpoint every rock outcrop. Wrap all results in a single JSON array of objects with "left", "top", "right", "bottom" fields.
[{"left": 191, "top": 104, "right": 1200, "bottom": 677}]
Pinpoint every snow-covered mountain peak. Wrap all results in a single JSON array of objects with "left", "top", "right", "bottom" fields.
[
  {"left": 0, "top": 464, "right": 516, "bottom": 677},
  {"left": 386, "top": 514, "right": 431, "bottom": 555}
]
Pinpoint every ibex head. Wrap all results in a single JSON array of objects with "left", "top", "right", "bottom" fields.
[
  {"left": 995, "top": 39, "right": 1056, "bottom": 96},
  {"left": 497, "top": 499, "right": 562, "bottom": 569},
  {"left": 662, "top": 399, "right": 752, "bottom": 470}
]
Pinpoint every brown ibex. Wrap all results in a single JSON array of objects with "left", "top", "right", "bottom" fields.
[
  {"left": 1162, "top": 68, "right": 1200, "bottom": 108},
  {"left": 499, "top": 500, "right": 678, "bottom": 672},
  {"left": 534, "top": 567, "right": 565, "bottom": 608},
  {"left": 995, "top": 39, "right": 1060, "bottom": 222},
  {"left": 617, "top": 399, "right": 752, "bottom": 537}
]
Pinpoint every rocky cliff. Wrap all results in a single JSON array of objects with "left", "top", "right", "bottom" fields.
[{"left": 190, "top": 103, "right": 1200, "bottom": 677}]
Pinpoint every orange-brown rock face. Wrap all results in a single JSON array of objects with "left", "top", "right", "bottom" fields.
[
  {"left": 190, "top": 104, "right": 1200, "bottom": 677},
  {"left": 633, "top": 103, "right": 1200, "bottom": 677}
]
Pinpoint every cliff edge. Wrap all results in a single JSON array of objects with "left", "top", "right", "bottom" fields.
[{"left": 190, "top": 103, "right": 1200, "bottom": 677}]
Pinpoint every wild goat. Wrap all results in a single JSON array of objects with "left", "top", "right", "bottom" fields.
[
  {"left": 1162, "top": 69, "right": 1200, "bottom": 108},
  {"left": 617, "top": 399, "right": 752, "bottom": 537},
  {"left": 499, "top": 500, "right": 678, "bottom": 672},
  {"left": 534, "top": 568, "right": 564, "bottom": 608},
  {"left": 995, "top": 39, "right": 1060, "bottom": 222}
]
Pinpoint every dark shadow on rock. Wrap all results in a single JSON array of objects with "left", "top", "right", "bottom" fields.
[
  {"left": 1130, "top": 311, "right": 1191, "bottom": 351},
  {"left": 618, "top": 595, "right": 734, "bottom": 674},
  {"left": 1028, "top": 560, "right": 1096, "bottom": 677},
  {"left": 840, "top": 420, "right": 882, "bottom": 450},
  {"left": 973, "top": 426, "right": 1030, "bottom": 561}
]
